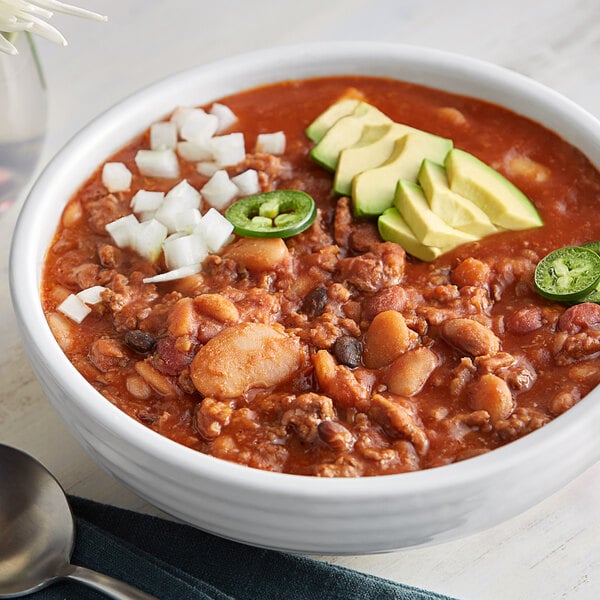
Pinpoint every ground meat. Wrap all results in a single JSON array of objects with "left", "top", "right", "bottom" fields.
[
  {"left": 336, "top": 242, "right": 405, "bottom": 292},
  {"left": 281, "top": 393, "right": 335, "bottom": 444},
  {"left": 494, "top": 407, "right": 550, "bottom": 441}
]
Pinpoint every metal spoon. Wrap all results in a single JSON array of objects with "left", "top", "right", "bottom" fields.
[{"left": 0, "top": 443, "right": 157, "bottom": 599}]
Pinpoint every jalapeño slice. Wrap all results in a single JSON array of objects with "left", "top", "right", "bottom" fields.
[
  {"left": 225, "top": 190, "right": 317, "bottom": 238},
  {"left": 534, "top": 246, "right": 600, "bottom": 301},
  {"left": 580, "top": 242, "right": 600, "bottom": 303},
  {"left": 582, "top": 240, "right": 600, "bottom": 256}
]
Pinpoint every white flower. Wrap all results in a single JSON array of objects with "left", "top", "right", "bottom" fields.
[{"left": 0, "top": 0, "right": 107, "bottom": 55}]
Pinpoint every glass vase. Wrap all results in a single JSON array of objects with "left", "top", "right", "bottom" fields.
[{"left": 0, "top": 32, "right": 47, "bottom": 214}]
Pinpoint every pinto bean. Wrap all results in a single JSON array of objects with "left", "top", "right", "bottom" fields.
[
  {"left": 135, "top": 360, "right": 178, "bottom": 396},
  {"left": 441, "top": 318, "right": 500, "bottom": 357},
  {"left": 223, "top": 237, "right": 289, "bottom": 272},
  {"left": 47, "top": 311, "right": 76, "bottom": 352},
  {"left": 468, "top": 373, "right": 514, "bottom": 422},
  {"left": 506, "top": 306, "right": 543, "bottom": 335},
  {"left": 385, "top": 347, "right": 438, "bottom": 396},
  {"left": 451, "top": 257, "right": 491, "bottom": 288},
  {"left": 558, "top": 302, "right": 600, "bottom": 334},
  {"left": 317, "top": 420, "right": 355, "bottom": 451},
  {"left": 312, "top": 350, "right": 370, "bottom": 409},
  {"left": 194, "top": 294, "right": 239, "bottom": 324},
  {"left": 363, "top": 310, "right": 410, "bottom": 369},
  {"left": 125, "top": 373, "right": 152, "bottom": 400},
  {"left": 167, "top": 297, "right": 199, "bottom": 338},
  {"left": 62, "top": 199, "right": 83, "bottom": 227},
  {"left": 362, "top": 286, "right": 408, "bottom": 322},
  {"left": 190, "top": 323, "right": 303, "bottom": 399}
]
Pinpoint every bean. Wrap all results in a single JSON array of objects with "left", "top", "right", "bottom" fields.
[
  {"left": 318, "top": 420, "right": 355, "bottom": 451},
  {"left": 46, "top": 311, "right": 75, "bottom": 352},
  {"left": 167, "top": 297, "right": 198, "bottom": 338},
  {"left": 194, "top": 293, "right": 239, "bottom": 323},
  {"left": 385, "top": 347, "right": 438, "bottom": 396},
  {"left": 441, "top": 318, "right": 500, "bottom": 357},
  {"left": 363, "top": 310, "right": 410, "bottom": 369},
  {"left": 124, "top": 330, "right": 156, "bottom": 354},
  {"left": 223, "top": 237, "right": 289, "bottom": 272},
  {"left": 362, "top": 285, "right": 408, "bottom": 322},
  {"left": 333, "top": 335, "right": 362, "bottom": 368},
  {"left": 451, "top": 257, "right": 491, "bottom": 288},
  {"left": 302, "top": 285, "right": 328, "bottom": 317},
  {"left": 190, "top": 323, "right": 303, "bottom": 399},
  {"left": 135, "top": 360, "right": 178, "bottom": 397},
  {"left": 468, "top": 374, "right": 514, "bottom": 422},
  {"left": 506, "top": 306, "right": 543, "bottom": 335},
  {"left": 558, "top": 302, "right": 600, "bottom": 334}
]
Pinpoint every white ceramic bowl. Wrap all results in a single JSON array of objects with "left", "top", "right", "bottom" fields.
[{"left": 10, "top": 42, "right": 600, "bottom": 554}]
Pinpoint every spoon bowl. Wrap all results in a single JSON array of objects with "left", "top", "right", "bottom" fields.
[{"left": 0, "top": 444, "right": 156, "bottom": 599}]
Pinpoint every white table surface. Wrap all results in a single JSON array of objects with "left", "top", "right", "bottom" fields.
[{"left": 1, "top": 1, "right": 599, "bottom": 599}]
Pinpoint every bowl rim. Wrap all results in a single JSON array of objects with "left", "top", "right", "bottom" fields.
[{"left": 10, "top": 40, "right": 600, "bottom": 499}]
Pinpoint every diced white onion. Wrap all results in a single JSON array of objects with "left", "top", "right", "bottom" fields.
[
  {"left": 255, "top": 131, "right": 286, "bottom": 155},
  {"left": 164, "top": 179, "right": 201, "bottom": 206},
  {"left": 154, "top": 180, "right": 202, "bottom": 233},
  {"left": 76, "top": 286, "right": 107, "bottom": 305},
  {"left": 176, "top": 140, "right": 213, "bottom": 162},
  {"left": 57, "top": 294, "right": 92, "bottom": 324},
  {"left": 133, "top": 219, "right": 168, "bottom": 262},
  {"left": 135, "top": 149, "right": 180, "bottom": 179},
  {"left": 172, "top": 207, "right": 202, "bottom": 233},
  {"left": 131, "top": 190, "right": 164, "bottom": 213},
  {"left": 137, "top": 210, "right": 157, "bottom": 222},
  {"left": 201, "top": 170, "right": 239, "bottom": 209},
  {"left": 180, "top": 109, "right": 219, "bottom": 144},
  {"left": 143, "top": 264, "right": 201, "bottom": 284},
  {"left": 210, "top": 103, "right": 238, "bottom": 133},
  {"left": 196, "top": 161, "right": 219, "bottom": 177},
  {"left": 195, "top": 207, "right": 234, "bottom": 253},
  {"left": 210, "top": 132, "right": 246, "bottom": 167},
  {"left": 170, "top": 106, "right": 195, "bottom": 134},
  {"left": 150, "top": 121, "right": 178, "bottom": 150},
  {"left": 231, "top": 169, "right": 260, "bottom": 196},
  {"left": 105, "top": 214, "right": 140, "bottom": 248},
  {"left": 163, "top": 232, "right": 208, "bottom": 270},
  {"left": 102, "top": 162, "right": 132, "bottom": 192}
]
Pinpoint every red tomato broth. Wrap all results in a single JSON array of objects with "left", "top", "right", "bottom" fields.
[{"left": 41, "top": 76, "right": 600, "bottom": 476}]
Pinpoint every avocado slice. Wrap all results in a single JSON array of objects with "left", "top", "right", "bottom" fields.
[
  {"left": 395, "top": 180, "right": 477, "bottom": 247},
  {"left": 306, "top": 98, "right": 361, "bottom": 143},
  {"left": 352, "top": 132, "right": 452, "bottom": 217},
  {"left": 335, "top": 122, "right": 446, "bottom": 196},
  {"left": 445, "top": 148, "right": 543, "bottom": 230},
  {"left": 418, "top": 159, "right": 498, "bottom": 237},
  {"left": 378, "top": 207, "right": 449, "bottom": 261},
  {"left": 310, "top": 102, "right": 392, "bottom": 171}
]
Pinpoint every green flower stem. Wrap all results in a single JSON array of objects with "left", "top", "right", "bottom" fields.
[{"left": 2, "top": 31, "right": 47, "bottom": 90}]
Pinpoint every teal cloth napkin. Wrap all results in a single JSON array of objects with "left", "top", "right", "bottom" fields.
[{"left": 31, "top": 495, "right": 460, "bottom": 600}]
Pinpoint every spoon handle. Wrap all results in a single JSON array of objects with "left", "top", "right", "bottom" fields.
[{"left": 65, "top": 564, "right": 158, "bottom": 600}]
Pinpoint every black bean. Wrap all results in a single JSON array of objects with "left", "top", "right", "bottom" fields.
[
  {"left": 302, "top": 285, "right": 328, "bottom": 317},
  {"left": 333, "top": 335, "right": 362, "bottom": 368},
  {"left": 123, "top": 330, "right": 156, "bottom": 354}
]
